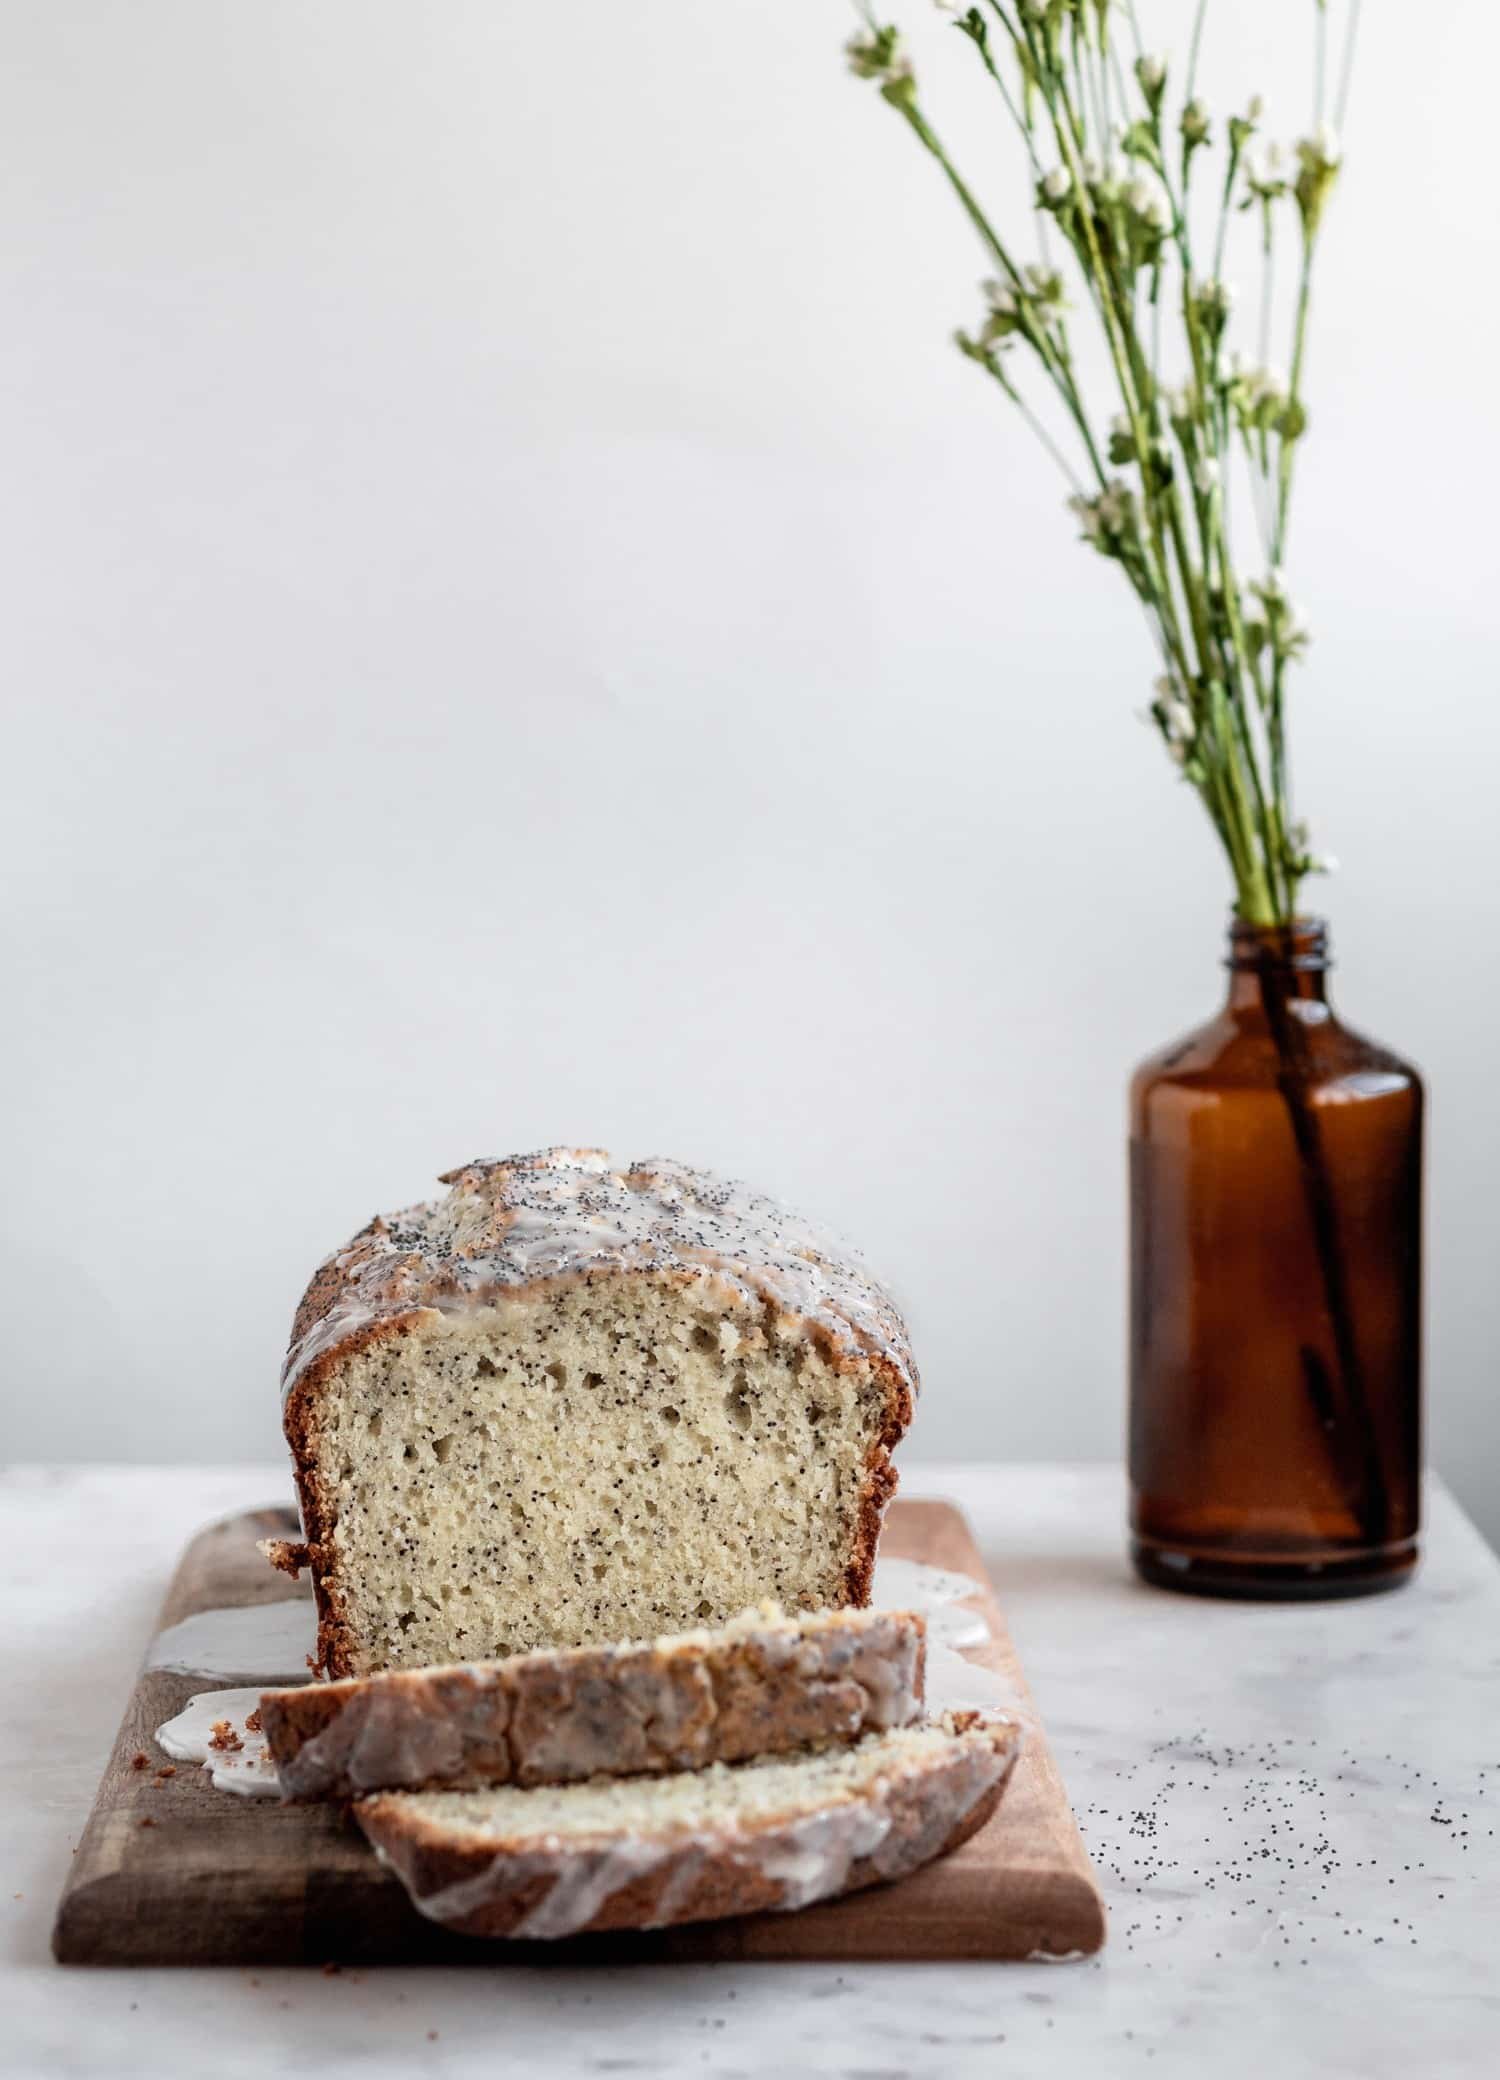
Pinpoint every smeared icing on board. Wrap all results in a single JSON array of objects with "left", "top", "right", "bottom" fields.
[
  {"left": 156, "top": 1688, "right": 279, "bottom": 1797},
  {"left": 869, "top": 1557, "right": 991, "bottom": 1650}
]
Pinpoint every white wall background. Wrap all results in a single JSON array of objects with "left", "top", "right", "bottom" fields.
[{"left": 4, "top": 3, "right": 1497, "bottom": 1544}]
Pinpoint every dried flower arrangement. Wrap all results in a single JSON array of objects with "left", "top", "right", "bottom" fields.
[{"left": 845, "top": 0, "right": 1361, "bottom": 926}]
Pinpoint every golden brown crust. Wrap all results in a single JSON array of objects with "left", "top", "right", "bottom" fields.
[
  {"left": 259, "top": 1607, "right": 926, "bottom": 1802},
  {"left": 357, "top": 1717, "right": 1021, "bottom": 1940}
]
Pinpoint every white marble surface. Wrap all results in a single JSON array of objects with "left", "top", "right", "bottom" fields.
[{"left": 5, "top": 1463, "right": 1498, "bottom": 2079}]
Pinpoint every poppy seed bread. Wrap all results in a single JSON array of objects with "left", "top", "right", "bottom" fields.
[
  {"left": 357, "top": 1712, "right": 1022, "bottom": 1939},
  {"left": 260, "top": 1603, "right": 926, "bottom": 1802},
  {"left": 280, "top": 1150, "right": 918, "bottom": 1678}
]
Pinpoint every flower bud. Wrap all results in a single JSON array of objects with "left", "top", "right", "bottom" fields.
[
  {"left": 1136, "top": 53, "right": 1167, "bottom": 97},
  {"left": 1180, "top": 99, "right": 1211, "bottom": 149},
  {"left": 845, "top": 28, "right": 914, "bottom": 92},
  {"left": 1039, "top": 165, "right": 1073, "bottom": 208},
  {"left": 1295, "top": 124, "right": 1342, "bottom": 233}
]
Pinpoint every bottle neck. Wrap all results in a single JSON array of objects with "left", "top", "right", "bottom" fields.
[{"left": 1225, "top": 915, "right": 1331, "bottom": 1009}]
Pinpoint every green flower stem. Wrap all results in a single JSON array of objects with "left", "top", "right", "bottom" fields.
[
  {"left": 1013, "top": 11, "right": 1270, "bottom": 921},
  {"left": 890, "top": 95, "right": 1109, "bottom": 489},
  {"left": 852, "top": 2, "right": 1347, "bottom": 925},
  {"left": 1274, "top": 231, "right": 1316, "bottom": 562},
  {"left": 974, "top": 350, "right": 1087, "bottom": 496},
  {"left": 1213, "top": 139, "right": 1242, "bottom": 280},
  {"left": 1258, "top": 197, "right": 1276, "bottom": 367},
  {"left": 1208, "top": 498, "right": 1286, "bottom": 917}
]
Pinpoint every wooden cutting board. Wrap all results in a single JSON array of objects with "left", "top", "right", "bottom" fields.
[{"left": 53, "top": 1497, "right": 1105, "bottom": 1965}]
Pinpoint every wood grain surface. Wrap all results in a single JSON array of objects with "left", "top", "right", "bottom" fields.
[{"left": 53, "top": 1497, "right": 1105, "bottom": 1965}]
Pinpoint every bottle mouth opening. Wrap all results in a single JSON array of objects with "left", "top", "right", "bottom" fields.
[{"left": 1225, "top": 914, "right": 1331, "bottom": 973}]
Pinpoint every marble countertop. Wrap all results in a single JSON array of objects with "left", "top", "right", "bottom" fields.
[{"left": 6, "top": 1462, "right": 1498, "bottom": 2079}]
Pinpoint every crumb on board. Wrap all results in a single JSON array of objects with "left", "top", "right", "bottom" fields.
[
  {"left": 154, "top": 1766, "right": 176, "bottom": 1781},
  {"left": 139, "top": 1816, "right": 157, "bottom": 1830},
  {"left": 209, "top": 1720, "right": 244, "bottom": 1754},
  {"left": 244, "top": 1707, "right": 263, "bottom": 1735},
  {"left": 130, "top": 1753, "right": 149, "bottom": 1771}
]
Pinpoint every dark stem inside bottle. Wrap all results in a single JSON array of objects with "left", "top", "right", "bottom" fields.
[{"left": 1129, "top": 916, "right": 1422, "bottom": 1600}]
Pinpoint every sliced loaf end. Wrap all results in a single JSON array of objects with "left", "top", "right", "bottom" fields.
[
  {"left": 358, "top": 1711, "right": 1023, "bottom": 1939},
  {"left": 261, "top": 1602, "right": 926, "bottom": 1802}
]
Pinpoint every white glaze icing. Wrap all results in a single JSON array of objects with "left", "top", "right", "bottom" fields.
[
  {"left": 923, "top": 1642, "right": 1028, "bottom": 1716},
  {"left": 751, "top": 1795, "right": 893, "bottom": 1910},
  {"left": 869, "top": 1559, "right": 982, "bottom": 1608},
  {"left": 281, "top": 1149, "right": 917, "bottom": 1403},
  {"left": 867, "top": 1555, "right": 1031, "bottom": 1722},
  {"left": 868, "top": 1557, "right": 991, "bottom": 1650},
  {"left": 372, "top": 1721, "right": 1022, "bottom": 1938},
  {"left": 146, "top": 1599, "right": 316, "bottom": 1682},
  {"left": 155, "top": 1688, "right": 280, "bottom": 1798}
]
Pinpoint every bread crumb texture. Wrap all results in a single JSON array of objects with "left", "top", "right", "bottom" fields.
[
  {"left": 306, "top": 1284, "right": 886, "bottom": 1671},
  {"left": 283, "top": 1152, "right": 916, "bottom": 1676}
]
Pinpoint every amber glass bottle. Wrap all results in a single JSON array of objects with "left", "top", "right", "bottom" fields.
[{"left": 1129, "top": 917, "right": 1422, "bottom": 1599}]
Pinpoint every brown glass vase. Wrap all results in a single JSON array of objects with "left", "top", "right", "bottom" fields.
[{"left": 1129, "top": 916, "right": 1422, "bottom": 1599}]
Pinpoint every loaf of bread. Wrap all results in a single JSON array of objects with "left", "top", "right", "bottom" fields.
[
  {"left": 280, "top": 1150, "right": 917, "bottom": 1678},
  {"left": 260, "top": 1604, "right": 925, "bottom": 1801},
  {"left": 357, "top": 1712, "right": 1021, "bottom": 1939}
]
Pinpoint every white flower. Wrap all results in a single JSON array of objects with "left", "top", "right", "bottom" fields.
[
  {"left": 1111, "top": 412, "right": 1132, "bottom": 443},
  {"left": 1303, "top": 120, "right": 1342, "bottom": 170},
  {"left": 1244, "top": 141, "right": 1288, "bottom": 200},
  {"left": 1190, "top": 277, "right": 1235, "bottom": 340},
  {"left": 1243, "top": 363, "right": 1288, "bottom": 408},
  {"left": 1097, "top": 477, "right": 1134, "bottom": 532},
  {"left": 1021, "top": 264, "right": 1067, "bottom": 316},
  {"left": 1246, "top": 94, "right": 1265, "bottom": 124},
  {"left": 844, "top": 29, "right": 913, "bottom": 88},
  {"left": 1068, "top": 492, "right": 1104, "bottom": 545},
  {"left": 1294, "top": 124, "right": 1342, "bottom": 232},
  {"left": 1163, "top": 381, "right": 1197, "bottom": 423},
  {"left": 1253, "top": 567, "right": 1288, "bottom": 608},
  {"left": 1124, "top": 176, "right": 1171, "bottom": 232},
  {"left": 982, "top": 277, "right": 1019, "bottom": 317},
  {"left": 1312, "top": 853, "right": 1339, "bottom": 875},
  {"left": 1193, "top": 457, "right": 1220, "bottom": 495},
  {"left": 1070, "top": 477, "right": 1137, "bottom": 548},
  {"left": 1181, "top": 98, "right": 1210, "bottom": 146},
  {"left": 1136, "top": 53, "right": 1167, "bottom": 93},
  {"left": 1152, "top": 677, "right": 1197, "bottom": 760},
  {"left": 1040, "top": 166, "right": 1072, "bottom": 205},
  {"left": 1281, "top": 613, "right": 1313, "bottom": 659}
]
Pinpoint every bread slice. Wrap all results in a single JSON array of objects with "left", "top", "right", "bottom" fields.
[
  {"left": 357, "top": 1712, "right": 1021, "bottom": 1939},
  {"left": 278, "top": 1150, "right": 917, "bottom": 1678},
  {"left": 260, "top": 1604, "right": 926, "bottom": 1802}
]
